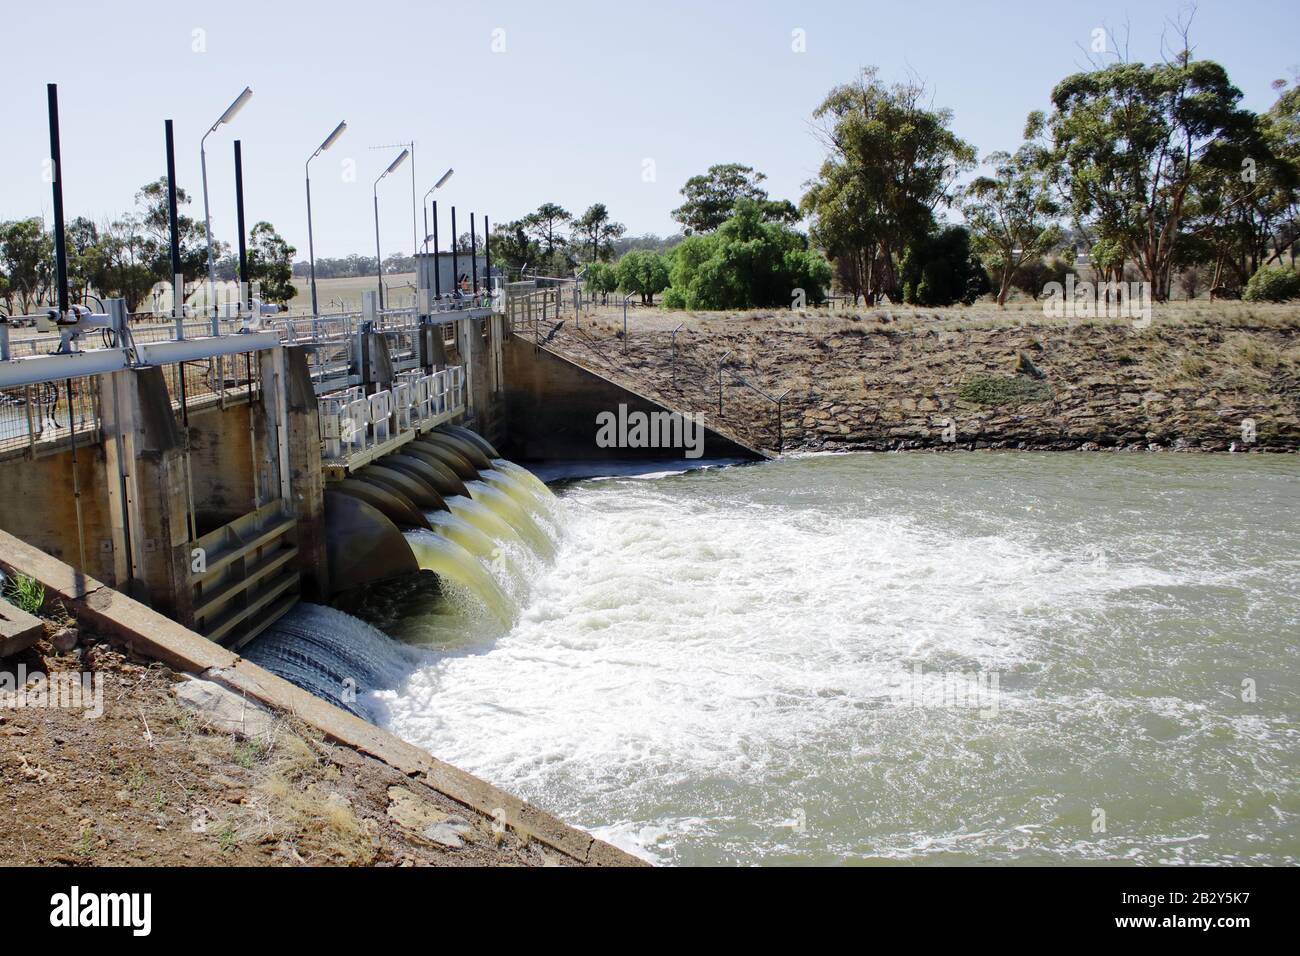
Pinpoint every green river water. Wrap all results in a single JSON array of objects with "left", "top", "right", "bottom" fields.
[{"left": 362, "top": 452, "right": 1298, "bottom": 865}]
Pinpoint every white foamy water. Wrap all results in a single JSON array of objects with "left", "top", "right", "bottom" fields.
[{"left": 375, "top": 453, "right": 1298, "bottom": 865}]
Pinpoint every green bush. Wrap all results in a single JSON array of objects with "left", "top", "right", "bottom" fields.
[
  {"left": 1242, "top": 266, "right": 1300, "bottom": 303},
  {"left": 958, "top": 375, "right": 1052, "bottom": 406},
  {"left": 900, "top": 226, "right": 990, "bottom": 306},
  {"left": 662, "top": 285, "right": 687, "bottom": 310},
  {"left": 615, "top": 249, "right": 670, "bottom": 304},
  {"left": 662, "top": 199, "right": 831, "bottom": 310},
  {"left": 584, "top": 260, "right": 619, "bottom": 296},
  {"left": 2, "top": 572, "right": 45, "bottom": 615}
]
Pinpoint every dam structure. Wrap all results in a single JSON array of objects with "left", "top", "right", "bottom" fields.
[
  {"left": 0, "top": 281, "right": 758, "bottom": 651},
  {"left": 0, "top": 84, "right": 760, "bottom": 865}
]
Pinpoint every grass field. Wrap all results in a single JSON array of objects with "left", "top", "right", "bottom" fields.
[
  {"left": 286, "top": 272, "right": 418, "bottom": 314},
  {"left": 577, "top": 297, "right": 1300, "bottom": 334}
]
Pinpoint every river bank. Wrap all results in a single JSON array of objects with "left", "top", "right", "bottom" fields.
[
  {"left": 545, "top": 302, "right": 1299, "bottom": 455},
  {"left": 0, "top": 623, "right": 581, "bottom": 866}
]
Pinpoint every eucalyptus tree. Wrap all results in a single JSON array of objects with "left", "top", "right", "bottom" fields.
[
  {"left": 801, "top": 68, "right": 975, "bottom": 302},
  {"left": 672, "top": 163, "right": 798, "bottom": 235},
  {"left": 962, "top": 137, "right": 1062, "bottom": 305},
  {"left": 1043, "top": 45, "right": 1257, "bottom": 301}
]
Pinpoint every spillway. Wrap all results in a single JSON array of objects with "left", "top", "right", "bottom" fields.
[
  {"left": 479, "top": 467, "right": 553, "bottom": 512},
  {"left": 248, "top": 429, "right": 559, "bottom": 720},
  {"left": 404, "top": 529, "right": 515, "bottom": 626},
  {"left": 244, "top": 603, "right": 428, "bottom": 722},
  {"left": 465, "top": 480, "right": 556, "bottom": 557},
  {"left": 444, "top": 494, "right": 527, "bottom": 549}
]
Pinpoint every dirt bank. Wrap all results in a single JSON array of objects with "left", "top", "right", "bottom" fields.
[
  {"left": 542, "top": 303, "right": 1299, "bottom": 454},
  {"left": 1, "top": 623, "right": 573, "bottom": 866}
]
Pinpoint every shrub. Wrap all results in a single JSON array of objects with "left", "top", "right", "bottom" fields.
[
  {"left": 2, "top": 572, "right": 45, "bottom": 615},
  {"left": 900, "top": 226, "right": 990, "bottom": 306},
  {"left": 958, "top": 374, "right": 1052, "bottom": 405},
  {"left": 662, "top": 200, "right": 831, "bottom": 310},
  {"left": 1242, "top": 265, "right": 1300, "bottom": 303},
  {"left": 615, "top": 249, "right": 670, "bottom": 304},
  {"left": 1012, "top": 256, "right": 1072, "bottom": 298},
  {"left": 584, "top": 260, "right": 618, "bottom": 297}
]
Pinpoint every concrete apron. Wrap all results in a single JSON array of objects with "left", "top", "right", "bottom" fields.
[{"left": 0, "top": 527, "right": 642, "bottom": 867}]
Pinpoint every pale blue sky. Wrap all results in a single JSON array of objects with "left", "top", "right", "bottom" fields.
[{"left": 2, "top": 0, "right": 1295, "bottom": 259}]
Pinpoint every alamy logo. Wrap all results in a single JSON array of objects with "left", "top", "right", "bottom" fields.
[
  {"left": 595, "top": 403, "right": 705, "bottom": 459},
  {"left": 50, "top": 886, "right": 151, "bottom": 936},
  {"left": 1041, "top": 274, "right": 1152, "bottom": 328},
  {"left": 891, "top": 664, "right": 1001, "bottom": 718},
  {"left": 1, "top": 665, "right": 103, "bottom": 718}
]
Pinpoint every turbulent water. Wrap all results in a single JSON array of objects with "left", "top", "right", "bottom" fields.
[
  {"left": 367, "top": 452, "right": 1299, "bottom": 866},
  {"left": 256, "top": 452, "right": 1298, "bottom": 865}
]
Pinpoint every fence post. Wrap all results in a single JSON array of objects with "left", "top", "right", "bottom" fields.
[
  {"left": 671, "top": 322, "right": 683, "bottom": 387},
  {"left": 776, "top": 388, "right": 791, "bottom": 455},
  {"left": 717, "top": 350, "right": 731, "bottom": 417}
]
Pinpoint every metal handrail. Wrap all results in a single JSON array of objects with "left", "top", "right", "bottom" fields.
[{"left": 717, "top": 357, "right": 789, "bottom": 453}]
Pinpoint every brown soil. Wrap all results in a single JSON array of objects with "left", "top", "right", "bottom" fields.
[
  {"left": 543, "top": 303, "right": 1299, "bottom": 455},
  {"left": 1, "top": 625, "right": 572, "bottom": 867}
]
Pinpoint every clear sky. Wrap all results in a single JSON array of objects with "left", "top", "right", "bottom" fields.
[{"left": 2, "top": 0, "right": 1295, "bottom": 260}]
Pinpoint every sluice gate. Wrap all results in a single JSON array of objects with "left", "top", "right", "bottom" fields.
[
  {"left": 0, "top": 286, "right": 508, "bottom": 648},
  {"left": 1, "top": 278, "right": 761, "bottom": 656}
]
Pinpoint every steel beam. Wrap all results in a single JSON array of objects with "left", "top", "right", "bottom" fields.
[
  {"left": 135, "top": 331, "right": 279, "bottom": 366},
  {"left": 0, "top": 349, "right": 129, "bottom": 388}
]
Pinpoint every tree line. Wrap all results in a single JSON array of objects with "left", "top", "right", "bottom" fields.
[
  {"left": 803, "top": 23, "right": 1299, "bottom": 306},
  {"left": 9, "top": 18, "right": 1294, "bottom": 315},
  {"left": 0, "top": 178, "right": 297, "bottom": 314},
  {"left": 492, "top": 24, "right": 1298, "bottom": 311}
]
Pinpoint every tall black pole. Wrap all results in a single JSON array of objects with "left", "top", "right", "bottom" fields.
[
  {"left": 484, "top": 216, "right": 491, "bottom": 295},
  {"left": 165, "top": 120, "right": 183, "bottom": 311},
  {"left": 432, "top": 200, "right": 440, "bottom": 297},
  {"left": 306, "top": 166, "right": 318, "bottom": 316},
  {"left": 165, "top": 119, "right": 189, "bottom": 419},
  {"left": 47, "top": 83, "right": 83, "bottom": 569},
  {"left": 234, "top": 140, "right": 248, "bottom": 309},
  {"left": 450, "top": 206, "right": 458, "bottom": 294},
  {"left": 470, "top": 213, "right": 479, "bottom": 293},
  {"left": 46, "top": 84, "right": 69, "bottom": 318}
]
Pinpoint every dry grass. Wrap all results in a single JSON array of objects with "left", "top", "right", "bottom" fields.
[
  {"left": 548, "top": 297, "right": 1299, "bottom": 453},
  {"left": 1, "top": 633, "right": 576, "bottom": 867},
  {"left": 287, "top": 272, "right": 418, "bottom": 314},
  {"left": 585, "top": 300, "right": 1300, "bottom": 338},
  {"left": 1226, "top": 335, "right": 1283, "bottom": 372}
]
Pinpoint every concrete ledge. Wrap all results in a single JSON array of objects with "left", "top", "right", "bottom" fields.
[
  {"left": 0, "top": 597, "right": 44, "bottom": 658},
  {"left": 0, "top": 527, "right": 645, "bottom": 866},
  {"left": 502, "top": 334, "right": 769, "bottom": 462},
  {"left": 0, "top": 529, "right": 105, "bottom": 601}
]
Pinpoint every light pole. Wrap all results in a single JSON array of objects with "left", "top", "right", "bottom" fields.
[
  {"left": 373, "top": 148, "right": 409, "bottom": 309},
  {"left": 421, "top": 168, "right": 454, "bottom": 294},
  {"left": 305, "top": 120, "right": 347, "bottom": 317},
  {"left": 200, "top": 86, "right": 253, "bottom": 315}
]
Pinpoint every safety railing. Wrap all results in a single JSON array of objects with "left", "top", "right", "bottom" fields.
[
  {"left": 506, "top": 283, "right": 569, "bottom": 344},
  {"left": 318, "top": 364, "right": 466, "bottom": 472},
  {"left": 1, "top": 297, "right": 482, "bottom": 463},
  {"left": 0, "top": 375, "right": 101, "bottom": 457},
  {"left": 1, "top": 294, "right": 494, "bottom": 365}
]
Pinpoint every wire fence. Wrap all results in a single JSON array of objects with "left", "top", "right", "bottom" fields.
[
  {"left": 0, "top": 376, "right": 101, "bottom": 457},
  {"left": 0, "top": 298, "right": 494, "bottom": 456}
]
